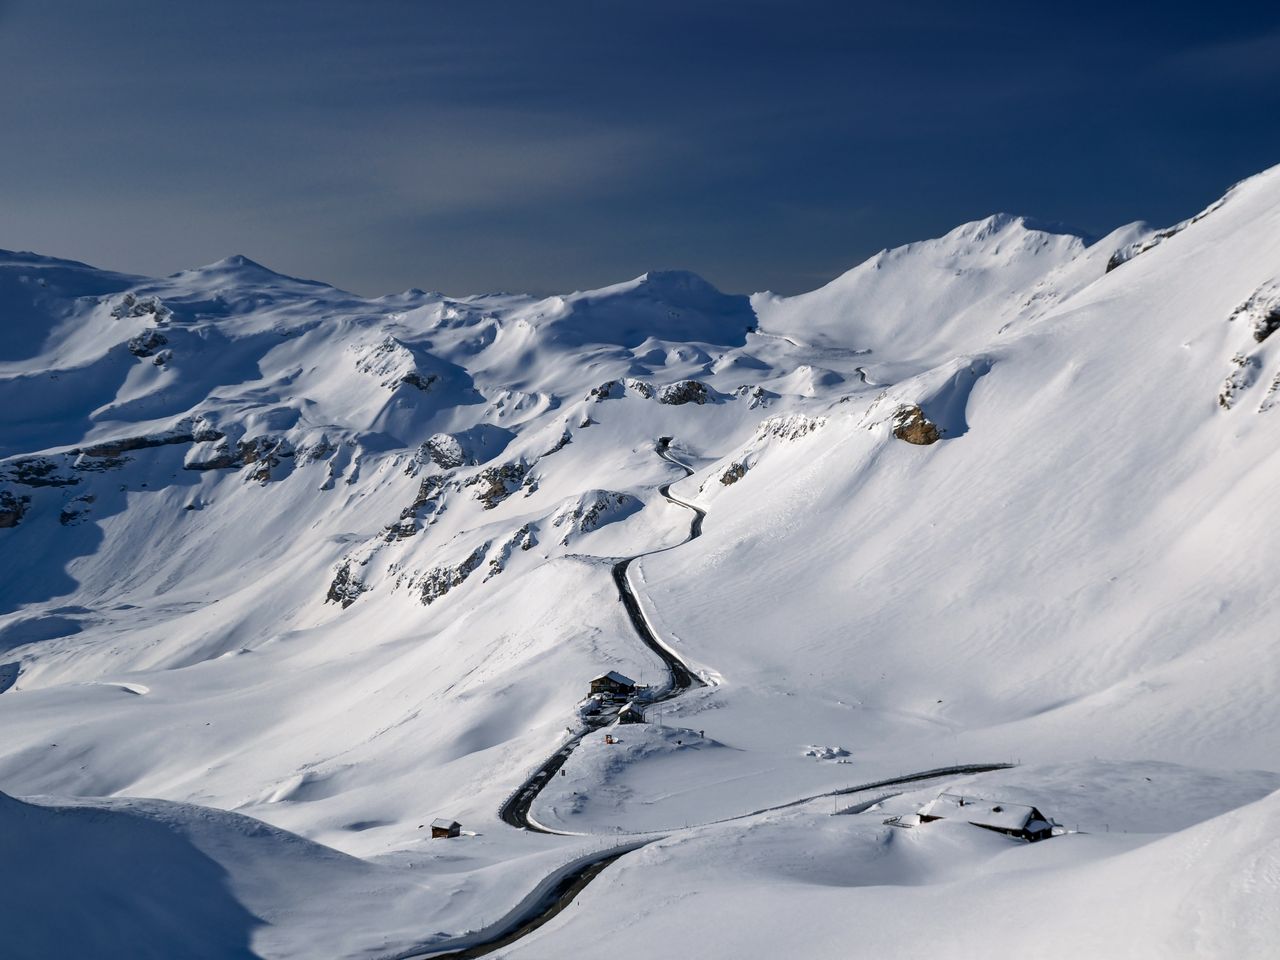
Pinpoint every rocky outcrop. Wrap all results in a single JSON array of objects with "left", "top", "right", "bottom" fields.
[
  {"left": 59, "top": 495, "right": 95, "bottom": 526},
  {"left": 352, "top": 335, "right": 439, "bottom": 392},
  {"left": 423, "top": 434, "right": 465, "bottom": 469},
  {"left": 719, "top": 462, "right": 747, "bottom": 485},
  {"left": 466, "top": 463, "right": 525, "bottom": 509},
  {"left": 892, "top": 405, "right": 941, "bottom": 445},
  {"left": 389, "top": 474, "right": 448, "bottom": 539},
  {"left": 551, "top": 490, "right": 637, "bottom": 544},
  {"left": 542, "top": 428, "right": 572, "bottom": 457},
  {"left": 111, "top": 293, "right": 171, "bottom": 323},
  {"left": 127, "top": 328, "right": 168, "bottom": 358},
  {"left": 1228, "top": 282, "right": 1280, "bottom": 344},
  {"left": 1219, "top": 354, "right": 1262, "bottom": 409},
  {"left": 0, "top": 490, "right": 29, "bottom": 528},
  {"left": 734, "top": 384, "right": 773, "bottom": 409},
  {"left": 326, "top": 561, "right": 367, "bottom": 608},
  {"left": 418, "top": 543, "right": 489, "bottom": 605},
  {"left": 658, "top": 380, "right": 709, "bottom": 405},
  {"left": 485, "top": 524, "right": 534, "bottom": 581},
  {"left": 1105, "top": 195, "right": 1228, "bottom": 272},
  {"left": 588, "top": 380, "right": 622, "bottom": 401},
  {"left": 756, "top": 414, "right": 825, "bottom": 442},
  {"left": 624, "top": 378, "right": 654, "bottom": 399},
  {"left": 1, "top": 456, "right": 80, "bottom": 487},
  {"left": 183, "top": 434, "right": 294, "bottom": 480}
]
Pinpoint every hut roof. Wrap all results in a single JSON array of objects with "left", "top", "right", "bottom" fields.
[
  {"left": 918, "top": 793, "right": 1043, "bottom": 832},
  {"left": 431, "top": 818, "right": 461, "bottom": 830},
  {"left": 593, "top": 670, "right": 636, "bottom": 686}
]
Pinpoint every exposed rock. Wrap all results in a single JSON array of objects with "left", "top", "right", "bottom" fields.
[
  {"left": 1, "top": 456, "right": 80, "bottom": 487},
  {"left": 0, "top": 490, "right": 30, "bottom": 528},
  {"left": 485, "top": 524, "right": 534, "bottom": 581},
  {"left": 353, "top": 335, "right": 439, "bottom": 391},
  {"left": 1228, "top": 282, "right": 1280, "bottom": 344},
  {"left": 734, "top": 384, "right": 773, "bottom": 409},
  {"left": 111, "top": 292, "right": 171, "bottom": 323},
  {"left": 624, "top": 378, "right": 655, "bottom": 399},
  {"left": 465, "top": 463, "right": 526, "bottom": 509},
  {"left": 720, "top": 462, "right": 747, "bottom": 485},
  {"left": 578, "top": 416, "right": 594, "bottom": 429},
  {"left": 418, "top": 543, "right": 489, "bottom": 605},
  {"left": 588, "top": 380, "right": 622, "bottom": 401},
  {"left": 1219, "top": 354, "right": 1262, "bottom": 409},
  {"left": 551, "top": 490, "right": 637, "bottom": 545},
  {"left": 424, "top": 434, "right": 465, "bottom": 469},
  {"left": 1259, "top": 372, "right": 1280, "bottom": 413},
  {"left": 296, "top": 437, "right": 339, "bottom": 465},
  {"left": 326, "top": 561, "right": 367, "bottom": 608},
  {"left": 658, "top": 379, "right": 709, "bottom": 405},
  {"left": 401, "top": 474, "right": 447, "bottom": 519},
  {"left": 892, "top": 405, "right": 941, "bottom": 445},
  {"left": 59, "top": 494, "right": 95, "bottom": 526},
  {"left": 184, "top": 440, "right": 242, "bottom": 471},
  {"left": 73, "top": 454, "right": 128, "bottom": 472},
  {"left": 1105, "top": 195, "right": 1228, "bottom": 272},
  {"left": 542, "top": 428, "right": 572, "bottom": 457},
  {"left": 755, "top": 414, "right": 826, "bottom": 442},
  {"left": 127, "top": 328, "right": 168, "bottom": 358},
  {"left": 79, "top": 431, "right": 196, "bottom": 459},
  {"left": 182, "top": 434, "right": 294, "bottom": 480},
  {"left": 239, "top": 436, "right": 295, "bottom": 483}
]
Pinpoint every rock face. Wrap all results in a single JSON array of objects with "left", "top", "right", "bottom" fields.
[
  {"left": 183, "top": 435, "right": 294, "bottom": 480},
  {"left": 550, "top": 490, "right": 637, "bottom": 544},
  {"left": 624, "top": 378, "right": 655, "bottom": 399},
  {"left": 485, "top": 524, "right": 534, "bottom": 581},
  {"left": 658, "top": 380, "right": 710, "bottom": 405},
  {"left": 467, "top": 463, "right": 525, "bottom": 509},
  {"left": 892, "top": 405, "right": 941, "bottom": 445},
  {"left": 423, "top": 434, "right": 465, "bottom": 469},
  {"left": 418, "top": 543, "right": 489, "bottom": 605},
  {"left": 326, "top": 561, "right": 367, "bottom": 608},
  {"left": 127, "top": 328, "right": 168, "bottom": 358},
  {"left": 1, "top": 456, "right": 80, "bottom": 487},
  {"left": 720, "top": 463, "right": 747, "bottom": 485},
  {"left": 1219, "top": 354, "right": 1262, "bottom": 409},
  {"left": 111, "top": 293, "right": 171, "bottom": 323},
  {"left": 352, "top": 336, "right": 439, "bottom": 392},
  {"left": 0, "top": 490, "right": 30, "bottom": 528},
  {"left": 1229, "top": 282, "right": 1280, "bottom": 344},
  {"left": 59, "top": 495, "right": 95, "bottom": 526},
  {"left": 1105, "top": 194, "right": 1228, "bottom": 272},
  {"left": 588, "top": 380, "right": 622, "bottom": 401}
]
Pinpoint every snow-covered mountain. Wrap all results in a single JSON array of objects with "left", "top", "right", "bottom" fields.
[{"left": 2, "top": 165, "right": 1279, "bottom": 959}]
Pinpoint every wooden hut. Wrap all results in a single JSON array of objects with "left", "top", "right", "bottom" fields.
[{"left": 430, "top": 818, "right": 462, "bottom": 839}]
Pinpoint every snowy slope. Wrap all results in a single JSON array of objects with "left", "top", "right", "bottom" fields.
[{"left": 2, "top": 166, "right": 1279, "bottom": 958}]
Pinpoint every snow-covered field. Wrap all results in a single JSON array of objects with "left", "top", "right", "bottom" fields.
[{"left": 2, "top": 165, "right": 1279, "bottom": 958}]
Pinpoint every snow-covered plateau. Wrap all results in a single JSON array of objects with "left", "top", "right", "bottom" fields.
[{"left": 2, "top": 165, "right": 1280, "bottom": 959}]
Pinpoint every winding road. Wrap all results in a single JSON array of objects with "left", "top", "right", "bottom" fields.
[
  {"left": 498, "top": 439, "right": 706, "bottom": 834},
  {"left": 400, "top": 439, "right": 1013, "bottom": 960}
]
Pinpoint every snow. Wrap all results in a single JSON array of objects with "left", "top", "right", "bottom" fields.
[{"left": 3, "top": 163, "right": 1280, "bottom": 957}]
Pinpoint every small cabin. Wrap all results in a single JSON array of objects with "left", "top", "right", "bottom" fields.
[
  {"left": 589, "top": 670, "right": 637, "bottom": 699},
  {"left": 617, "top": 701, "right": 645, "bottom": 724},
  {"left": 430, "top": 818, "right": 462, "bottom": 839},
  {"left": 916, "top": 792, "right": 1054, "bottom": 842}
]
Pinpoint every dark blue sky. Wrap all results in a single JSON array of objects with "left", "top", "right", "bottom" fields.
[{"left": 2, "top": 1, "right": 1278, "bottom": 296}]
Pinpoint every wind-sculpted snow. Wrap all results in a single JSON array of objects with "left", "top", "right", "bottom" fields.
[{"left": 3, "top": 164, "right": 1280, "bottom": 958}]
